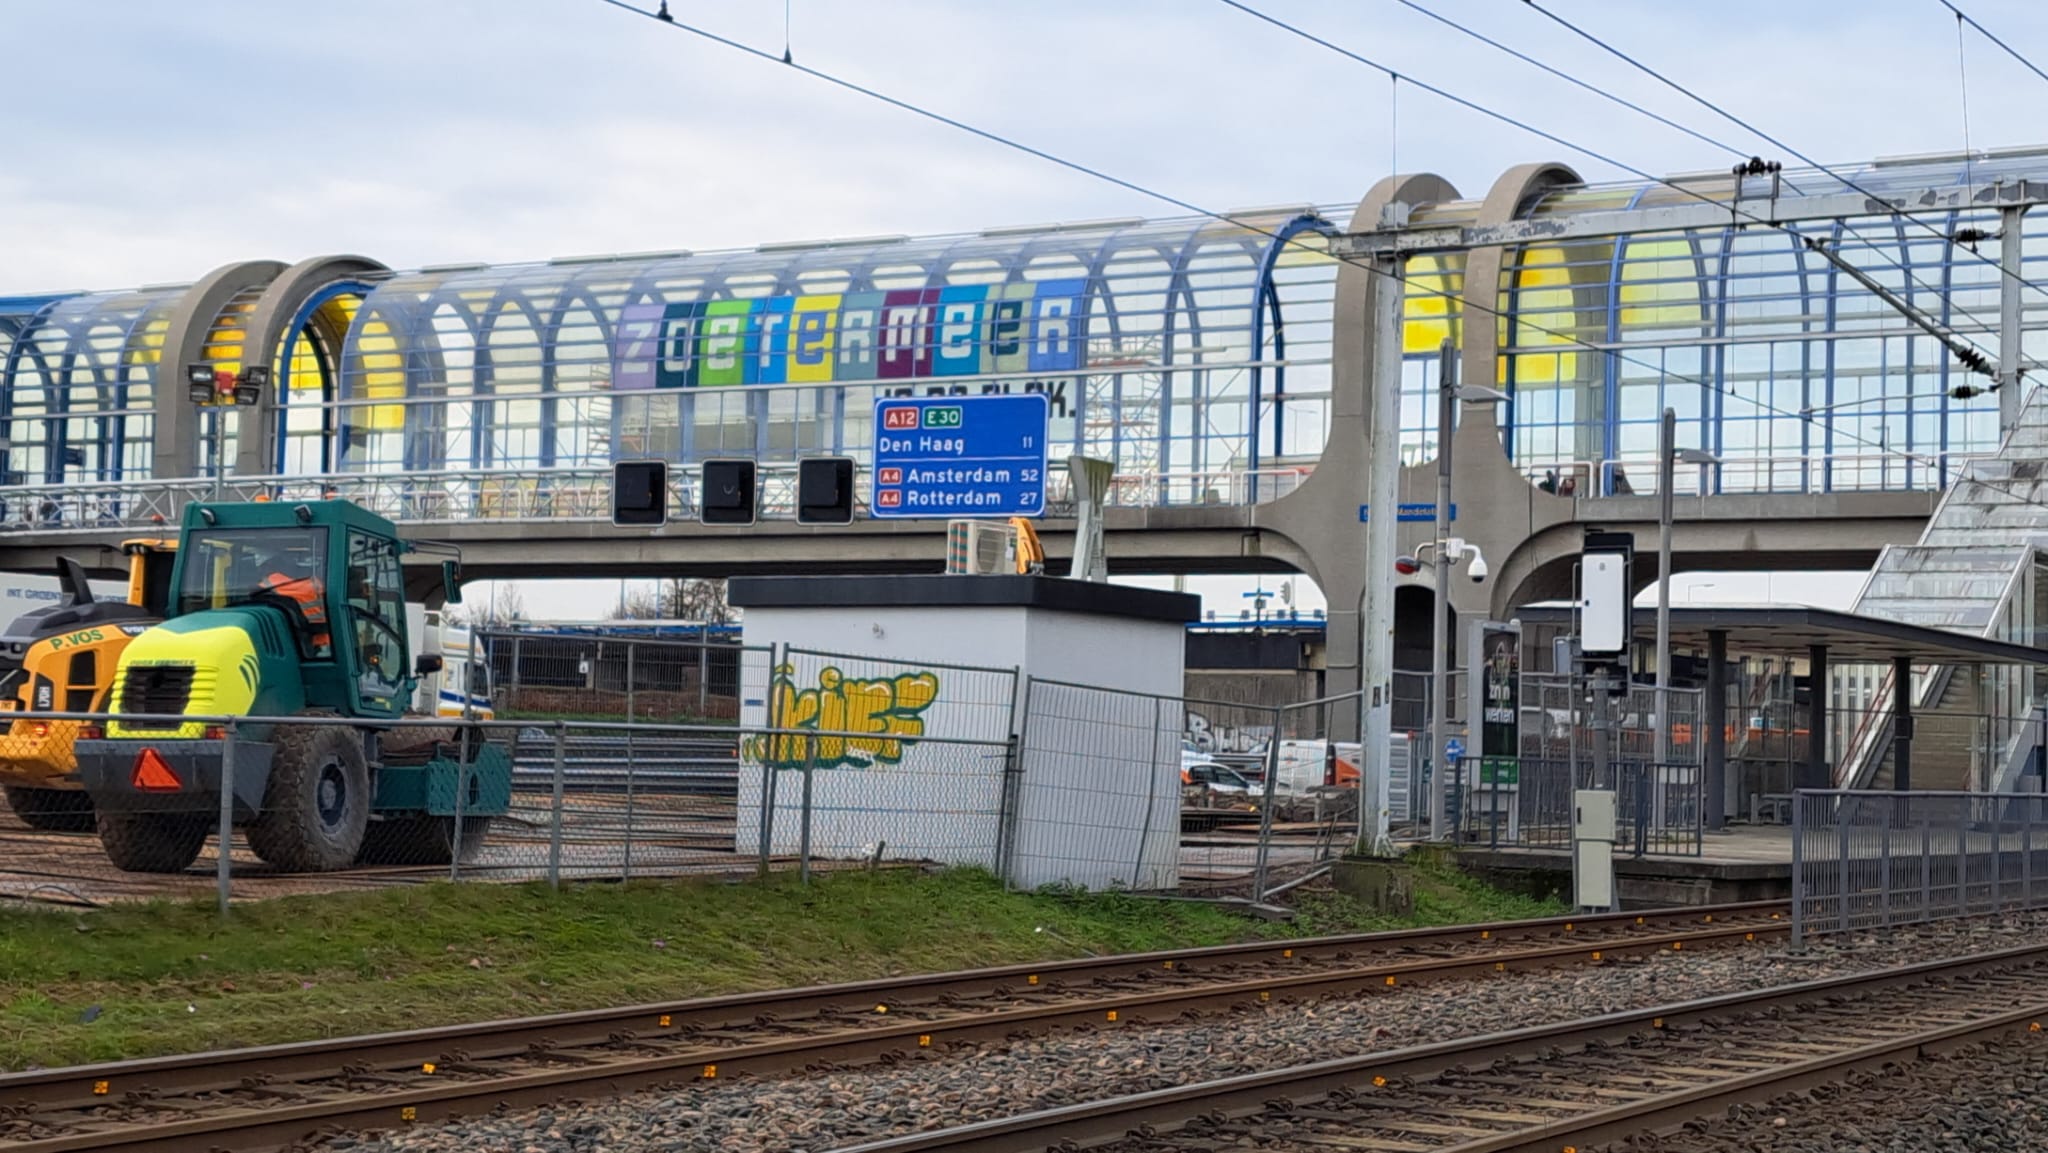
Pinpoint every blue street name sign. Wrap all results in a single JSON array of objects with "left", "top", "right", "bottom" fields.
[
  {"left": 1358, "top": 503, "right": 1458, "bottom": 523},
  {"left": 871, "top": 394, "right": 1050, "bottom": 518}
]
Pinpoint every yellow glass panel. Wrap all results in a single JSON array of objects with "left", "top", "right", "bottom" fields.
[
  {"left": 1403, "top": 253, "right": 1464, "bottom": 353},
  {"left": 1619, "top": 237, "right": 1703, "bottom": 328},
  {"left": 352, "top": 315, "right": 406, "bottom": 431},
  {"left": 1504, "top": 246, "right": 1578, "bottom": 385},
  {"left": 125, "top": 318, "right": 168, "bottom": 367}
]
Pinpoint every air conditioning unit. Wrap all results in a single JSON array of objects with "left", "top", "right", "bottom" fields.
[{"left": 946, "top": 519, "right": 1018, "bottom": 575}]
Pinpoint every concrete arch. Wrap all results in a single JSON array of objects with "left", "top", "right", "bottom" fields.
[
  {"left": 152, "top": 260, "right": 287, "bottom": 478},
  {"left": 1255, "top": 171, "right": 1458, "bottom": 708},
  {"left": 235, "top": 254, "right": 390, "bottom": 475}
]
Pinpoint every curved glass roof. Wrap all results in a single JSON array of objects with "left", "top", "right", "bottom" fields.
[
  {"left": 328, "top": 209, "right": 1342, "bottom": 476},
  {"left": 1, "top": 286, "right": 180, "bottom": 484}
]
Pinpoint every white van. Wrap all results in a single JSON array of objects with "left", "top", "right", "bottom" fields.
[{"left": 1273, "top": 739, "right": 1362, "bottom": 797}]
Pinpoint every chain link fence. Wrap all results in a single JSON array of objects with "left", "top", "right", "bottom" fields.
[{"left": 1792, "top": 789, "right": 2048, "bottom": 944}]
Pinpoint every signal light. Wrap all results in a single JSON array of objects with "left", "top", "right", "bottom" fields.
[
  {"left": 611, "top": 460, "right": 669, "bottom": 528},
  {"left": 1393, "top": 555, "right": 1423, "bottom": 575},
  {"left": 699, "top": 460, "right": 757, "bottom": 526},
  {"left": 132, "top": 748, "right": 182, "bottom": 792},
  {"left": 796, "top": 457, "right": 856, "bottom": 525}
]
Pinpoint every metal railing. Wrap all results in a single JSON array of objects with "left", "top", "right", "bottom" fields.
[
  {"left": 1467, "top": 756, "right": 1702, "bottom": 856},
  {"left": 1521, "top": 453, "right": 1993, "bottom": 498},
  {"left": 0, "top": 448, "right": 1993, "bottom": 537},
  {"left": 0, "top": 464, "right": 1320, "bottom": 534},
  {"left": 1792, "top": 789, "right": 2048, "bottom": 943}
]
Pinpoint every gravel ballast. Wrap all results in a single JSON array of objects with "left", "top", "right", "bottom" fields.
[
  {"left": 327, "top": 913, "right": 2048, "bottom": 1153},
  {"left": 1605, "top": 1029, "right": 2048, "bottom": 1153}
]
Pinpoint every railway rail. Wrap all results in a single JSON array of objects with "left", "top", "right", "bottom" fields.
[
  {"left": 836, "top": 940, "right": 2048, "bottom": 1153},
  {"left": 0, "top": 902, "right": 1789, "bottom": 1152}
]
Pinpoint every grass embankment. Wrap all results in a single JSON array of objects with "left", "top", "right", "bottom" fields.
[{"left": 0, "top": 855, "right": 1561, "bottom": 1071}]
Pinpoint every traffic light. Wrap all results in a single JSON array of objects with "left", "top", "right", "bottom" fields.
[
  {"left": 611, "top": 460, "right": 668, "bottom": 527},
  {"left": 699, "top": 459, "right": 757, "bottom": 526},
  {"left": 796, "top": 456, "right": 856, "bottom": 525}
]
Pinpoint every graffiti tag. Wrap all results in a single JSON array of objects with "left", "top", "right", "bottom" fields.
[{"left": 747, "top": 664, "right": 941, "bottom": 770}]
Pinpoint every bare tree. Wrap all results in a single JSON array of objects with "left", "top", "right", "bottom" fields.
[
  {"left": 611, "top": 579, "right": 730, "bottom": 623},
  {"left": 446, "top": 583, "right": 526, "bottom": 629}
]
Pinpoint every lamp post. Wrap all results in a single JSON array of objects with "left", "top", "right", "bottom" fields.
[
  {"left": 1654, "top": 407, "right": 1721, "bottom": 764},
  {"left": 187, "top": 364, "right": 267, "bottom": 502},
  {"left": 1411, "top": 340, "right": 1510, "bottom": 840}
]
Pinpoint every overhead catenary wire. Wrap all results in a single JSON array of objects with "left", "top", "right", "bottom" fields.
[
  {"left": 1390, "top": 0, "right": 1750, "bottom": 159},
  {"left": 1941, "top": 0, "right": 2048, "bottom": 90},
  {"left": 1221, "top": 0, "right": 2004, "bottom": 374},
  {"left": 1392, "top": 0, "right": 2006, "bottom": 360},
  {"left": 1519, "top": 0, "right": 2048, "bottom": 317},
  {"left": 587, "top": 0, "right": 2048, "bottom": 518}
]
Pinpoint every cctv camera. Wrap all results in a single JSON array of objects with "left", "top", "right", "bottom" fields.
[{"left": 1466, "top": 547, "right": 1490, "bottom": 582}]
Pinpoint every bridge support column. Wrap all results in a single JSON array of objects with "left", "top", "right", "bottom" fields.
[
  {"left": 1705, "top": 629, "right": 1728, "bottom": 831},
  {"left": 1805, "top": 643, "right": 1830, "bottom": 792}
]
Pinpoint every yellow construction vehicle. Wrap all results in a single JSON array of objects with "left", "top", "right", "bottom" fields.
[{"left": 0, "top": 541, "right": 175, "bottom": 831}]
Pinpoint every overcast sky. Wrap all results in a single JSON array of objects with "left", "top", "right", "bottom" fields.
[{"left": 8, "top": 1, "right": 2045, "bottom": 616}]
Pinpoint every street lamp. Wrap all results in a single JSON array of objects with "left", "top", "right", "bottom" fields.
[
  {"left": 188, "top": 363, "right": 268, "bottom": 502},
  {"left": 1655, "top": 408, "right": 1721, "bottom": 765},
  {"left": 1418, "top": 338, "right": 1512, "bottom": 840}
]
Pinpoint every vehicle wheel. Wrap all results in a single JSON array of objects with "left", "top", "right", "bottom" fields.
[
  {"left": 248, "top": 721, "right": 370, "bottom": 872},
  {"left": 4, "top": 786, "right": 96, "bottom": 833},
  {"left": 356, "top": 815, "right": 492, "bottom": 867},
  {"left": 96, "top": 812, "right": 209, "bottom": 873}
]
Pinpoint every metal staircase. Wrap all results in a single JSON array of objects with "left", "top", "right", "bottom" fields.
[{"left": 1839, "top": 388, "right": 2048, "bottom": 792}]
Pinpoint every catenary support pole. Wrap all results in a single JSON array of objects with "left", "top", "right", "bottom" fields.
[{"left": 1360, "top": 252, "right": 1405, "bottom": 857}]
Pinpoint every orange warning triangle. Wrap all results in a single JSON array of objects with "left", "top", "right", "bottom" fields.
[{"left": 132, "top": 747, "right": 182, "bottom": 792}]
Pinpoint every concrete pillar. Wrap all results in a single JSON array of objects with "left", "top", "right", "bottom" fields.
[
  {"left": 1806, "top": 643, "right": 1830, "bottom": 792},
  {"left": 1705, "top": 629, "right": 1728, "bottom": 830},
  {"left": 1259, "top": 172, "right": 1459, "bottom": 738},
  {"left": 1893, "top": 654, "right": 1914, "bottom": 792},
  {"left": 150, "top": 261, "right": 286, "bottom": 479}
]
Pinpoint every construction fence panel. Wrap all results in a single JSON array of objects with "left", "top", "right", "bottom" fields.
[
  {"left": 0, "top": 714, "right": 227, "bottom": 906},
  {"left": 1012, "top": 678, "right": 1184, "bottom": 892},
  {"left": 1792, "top": 789, "right": 2048, "bottom": 944},
  {"left": 479, "top": 630, "right": 760, "bottom": 724},
  {"left": 1264, "top": 690, "right": 1368, "bottom": 895},
  {"left": 745, "top": 647, "right": 1021, "bottom": 875}
]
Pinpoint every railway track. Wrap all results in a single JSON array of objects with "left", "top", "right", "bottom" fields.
[
  {"left": 836, "top": 939, "right": 2048, "bottom": 1153},
  {"left": 0, "top": 902, "right": 1789, "bottom": 1152}
]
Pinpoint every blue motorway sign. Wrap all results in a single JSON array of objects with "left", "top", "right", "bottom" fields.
[{"left": 871, "top": 394, "right": 1050, "bottom": 518}]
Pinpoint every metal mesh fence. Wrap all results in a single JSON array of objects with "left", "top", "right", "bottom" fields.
[
  {"left": 1464, "top": 757, "right": 1702, "bottom": 857},
  {"left": 743, "top": 646, "right": 1020, "bottom": 876},
  {"left": 1793, "top": 789, "right": 2048, "bottom": 944},
  {"left": 1012, "top": 679, "right": 1184, "bottom": 892},
  {"left": 0, "top": 709, "right": 1027, "bottom": 907},
  {"left": 479, "top": 631, "right": 762, "bottom": 724}
]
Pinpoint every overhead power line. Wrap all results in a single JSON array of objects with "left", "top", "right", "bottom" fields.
[
  {"left": 1390, "top": 0, "right": 1750, "bottom": 159},
  {"left": 588, "top": 0, "right": 2048, "bottom": 517},
  {"left": 1941, "top": 0, "right": 2048, "bottom": 89},
  {"left": 1519, "top": 0, "right": 2048, "bottom": 318},
  {"left": 1221, "top": 0, "right": 2003, "bottom": 373}
]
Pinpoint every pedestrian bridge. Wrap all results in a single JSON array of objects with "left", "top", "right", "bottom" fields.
[{"left": 5, "top": 147, "right": 2047, "bottom": 696}]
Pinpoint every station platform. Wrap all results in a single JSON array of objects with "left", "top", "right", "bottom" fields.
[{"left": 1456, "top": 825, "right": 1794, "bottom": 909}]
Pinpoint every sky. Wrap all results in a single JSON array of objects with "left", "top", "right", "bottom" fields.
[{"left": 7, "top": 1, "right": 2047, "bottom": 618}]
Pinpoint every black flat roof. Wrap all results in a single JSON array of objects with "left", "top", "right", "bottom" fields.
[
  {"left": 729, "top": 574, "right": 1200, "bottom": 624},
  {"left": 1513, "top": 604, "right": 2048, "bottom": 666}
]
